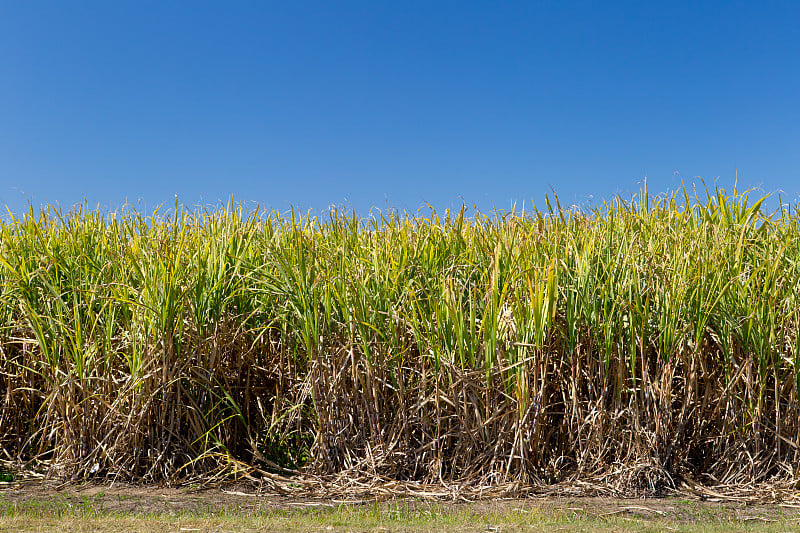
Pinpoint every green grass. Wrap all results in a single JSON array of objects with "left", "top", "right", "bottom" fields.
[
  {"left": 0, "top": 497, "right": 798, "bottom": 532},
  {"left": 0, "top": 498, "right": 798, "bottom": 532},
  {"left": 0, "top": 183, "right": 799, "bottom": 493}
]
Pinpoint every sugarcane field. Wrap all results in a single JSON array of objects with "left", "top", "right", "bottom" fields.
[{"left": 1, "top": 186, "right": 799, "bottom": 499}]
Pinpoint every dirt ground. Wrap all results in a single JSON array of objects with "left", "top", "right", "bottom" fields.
[{"left": 2, "top": 479, "right": 800, "bottom": 526}]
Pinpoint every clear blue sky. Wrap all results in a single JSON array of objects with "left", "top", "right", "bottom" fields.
[{"left": 2, "top": 1, "right": 799, "bottom": 216}]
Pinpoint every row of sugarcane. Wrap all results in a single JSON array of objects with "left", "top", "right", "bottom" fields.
[{"left": 0, "top": 185, "right": 799, "bottom": 492}]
